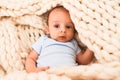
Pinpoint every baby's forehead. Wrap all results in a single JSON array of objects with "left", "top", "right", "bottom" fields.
[
  {"left": 52, "top": 7, "right": 67, "bottom": 12},
  {"left": 49, "top": 6, "right": 69, "bottom": 16},
  {"left": 47, "top": 6, "right": 71, "bottom": 25}
]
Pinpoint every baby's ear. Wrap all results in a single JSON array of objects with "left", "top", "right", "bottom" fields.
[{"left": 45, "top": 26, "right": 50, "bottom": 35}]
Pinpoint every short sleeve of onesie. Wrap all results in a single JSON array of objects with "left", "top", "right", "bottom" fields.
[
  {"left": 72, "top": 39, "right": 81, "bottom": 54},
  {"left": 32, "top": 35, "right": 45, "bottom": 54}
]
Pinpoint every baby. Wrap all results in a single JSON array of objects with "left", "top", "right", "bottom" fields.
[{"left": 25, "top": 6, "right": 94, "bottom": 73}]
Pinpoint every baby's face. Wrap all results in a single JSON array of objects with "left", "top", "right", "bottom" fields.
[{"left": 47, "top": 7, "right": 75, "bottom": 42}]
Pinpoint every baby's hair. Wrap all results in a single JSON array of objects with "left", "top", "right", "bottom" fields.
[{"left": 46, "top": 6, "right": 68, "bottom": 25}]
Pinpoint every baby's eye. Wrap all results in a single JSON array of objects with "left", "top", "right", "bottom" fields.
[
  {"left": 54, "top": 25, "right": 59, "bottom": 28},
  {"left": 66, "top": 26, "right": 71, "bottom": 29}
]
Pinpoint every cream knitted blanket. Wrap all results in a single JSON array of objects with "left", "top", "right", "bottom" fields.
[{"left": 0, "top": 0, "right": 120, "bottom": 80}]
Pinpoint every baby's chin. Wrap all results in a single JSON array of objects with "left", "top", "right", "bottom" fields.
[{"left": 56, "top": 39, "right": 71, "bottom": 43}]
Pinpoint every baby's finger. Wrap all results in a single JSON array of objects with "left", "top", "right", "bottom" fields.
[{"left": 38, "top": 66, "right": 50, "bottom": 71}]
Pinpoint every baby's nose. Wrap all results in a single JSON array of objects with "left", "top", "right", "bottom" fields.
[{"left": 60, "top": 27, "right": 66, "bottom": 33}]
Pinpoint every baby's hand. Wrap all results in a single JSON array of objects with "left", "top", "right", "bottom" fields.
[{"left": 35, "top": 66, "right": 50, "bottom": 72}]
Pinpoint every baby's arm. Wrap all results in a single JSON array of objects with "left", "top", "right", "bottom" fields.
[
  {"left": 76, "top": 48, "right": 94, "bottom": 65},
  {"left": 25, "top": 49, "right": 49, "bottom": 73}
]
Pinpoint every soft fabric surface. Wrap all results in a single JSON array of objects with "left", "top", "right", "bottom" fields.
[{"left": 0, "top": 0, "right": 120, "bottom": 80}]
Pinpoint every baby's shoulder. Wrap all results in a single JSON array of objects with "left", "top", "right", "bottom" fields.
[
  {"left": 71, "top": 39, "right": 78, "bottom": 44},
  {"left": 40, "top": 35, "right": 49, "bottom": 40}
]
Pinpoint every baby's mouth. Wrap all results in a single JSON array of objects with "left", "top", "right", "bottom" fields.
[{"left": 59, "top": 36, "right": 66, "bottom": 40}]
